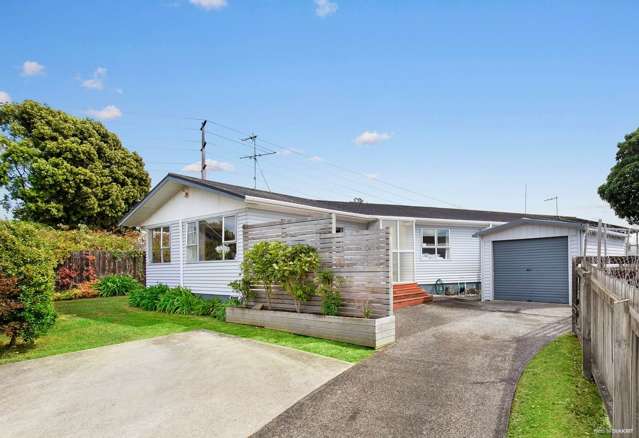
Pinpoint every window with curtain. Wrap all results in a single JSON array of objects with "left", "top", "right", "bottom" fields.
[
  {"left": 186, "top": 215, "right": 237, "bottom": 262},
  {"left": 421, "top": 228, "right": 449, "bottom": 260},
  {"left": 150, "top": 226, "right": 171, "bottom": 263}
]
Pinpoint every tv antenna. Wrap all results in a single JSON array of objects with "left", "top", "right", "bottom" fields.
[
  {"left": 240, "top": 133, "right": 276, "bottom": 189},
  {"left": 544, "top": 195, "right": 559, "bottom": 217}
]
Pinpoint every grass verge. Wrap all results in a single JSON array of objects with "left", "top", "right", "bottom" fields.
[
  {"left": 508, "top": 334, "right": 610, "bottom": 438},
  {"left": 0, "top": 296, "right": 374, "bottom": 365}
]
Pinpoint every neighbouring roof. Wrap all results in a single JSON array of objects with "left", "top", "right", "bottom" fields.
[{"left": 120, "top": 173, "right": 622, "bottom": 229}]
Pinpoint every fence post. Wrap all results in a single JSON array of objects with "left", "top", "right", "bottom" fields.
[
  {"left": 572, "top": 258, "right": 579, "bottom": 334},
  {"left": 612, "top": 301, "right": 632, "bottom": 437},
  {"left": 582, "top": 269, "right": 593, "bottom": 381}
]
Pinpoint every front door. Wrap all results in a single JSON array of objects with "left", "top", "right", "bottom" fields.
[{"left": 382, "top": 220, "right": 415, "bottom": 284}]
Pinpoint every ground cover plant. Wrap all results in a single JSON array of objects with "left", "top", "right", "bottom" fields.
[
  {"left": 0, "top": 297, "right": 374, "bottom": 365},
  {"left": 508, "top": 334, "right": 610, "bottom": 438},
  {"left": 95, "top": 275, "right": 141, "bottom": 297}
]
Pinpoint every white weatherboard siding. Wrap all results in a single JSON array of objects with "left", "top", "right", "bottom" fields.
[
  {"left": 480, "top": 224, "right": 580, "bottom": 303},
  {"left": 415, "top": 225, "right": 482, "bottom": 285},
  {"left": 140, "top": 186, "right": 245, "bottom": 227},
  {"left": 146, "top": 199, "right": 312, "bottom": 296},
  {"left": 146, "top": 222, "right": 182, "bottom": 288},
  {"left": 143, "top": 186, "right": 247, "bottom": 293},
  {"left": 584, "top": 231, "right": 627, "bottom": 256},
  {"left": 183, "top": 209, "right": 307, "bottom": 296}
]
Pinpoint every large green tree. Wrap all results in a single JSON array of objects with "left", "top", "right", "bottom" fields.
[
  {"left": 0, "top": 100, "right": 150, "bottom": 228},
  {"left": 598, "top": 127, "right": 639, "bottom": 224}
]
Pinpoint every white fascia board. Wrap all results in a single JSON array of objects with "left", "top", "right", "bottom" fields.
[{"left": 245, "top": 195, "right": 504, "bottom": 227}]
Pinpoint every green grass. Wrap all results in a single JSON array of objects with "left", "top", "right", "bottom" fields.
[
  {"left": 0, "top": 297, "right": 374, "bottom": 365},
  {"left": 508, "top": 334, "right": 610, "bottom": 438}
]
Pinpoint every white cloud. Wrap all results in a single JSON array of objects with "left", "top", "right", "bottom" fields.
[
  {"left": 115, "top": 88, "right": 124, "bottom": 95},
  {"left": 354, "top": 130, "right": 392, "bottom": 145},
  {"left": 315, "top": 0, "right": 337, "bottom": 17},
  {"left": 309, "top": 155, "right": 323, "bottom": 162},
  {"left": 182, "top": 159, "right": 234, "bottom": 173},
  {"left": 0, "top": 91, "right": 11, "bottom": 104},
  {"left": 22, "top": 60, "right": 45, "bottom": 76},
  {"left": 81, "top": 67, "right": 107, "bottom": 90},
  {"left": 190, "top": 0, "right": 227, "bottom": 10},
  {"left": 86, "top": 105, "right": 122, "bottom": 121}
]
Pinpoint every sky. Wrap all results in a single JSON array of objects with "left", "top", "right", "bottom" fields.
[{"left": 2, "top": 0, "right": 638, "bottom": 225}]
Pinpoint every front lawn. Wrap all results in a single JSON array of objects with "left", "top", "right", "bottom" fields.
[
  {"left": 0, "top": 297, "right": 374, "bottom": 365},
  {"left": 508, "top": 334, "right": 610, "bottom": 438}
]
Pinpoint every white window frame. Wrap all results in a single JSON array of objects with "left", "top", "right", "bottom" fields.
[
  {"left": 149, "top": 226, "right": 171, "bottom": 264},
  {"left": 186, "top": 215, "right": 237, "bottom": 263},
  {"left": 421, "top": 228, "right": 450, "bottom": 260}
]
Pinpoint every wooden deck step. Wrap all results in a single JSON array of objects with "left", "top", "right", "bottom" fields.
[{"left": 393, "top": 283, "right": 432, "bottom": 310}]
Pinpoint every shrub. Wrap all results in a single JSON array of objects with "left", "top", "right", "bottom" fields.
[
  {"left": 0, "top": 273, "right": 23, "bottom": 347},
  {"left": 56, "top": 266, "right": 79, "bottom": 291},
  {"left": 128, "top": 284, "right": 170, "bottom": 310},
  {"left": 95, "top": 275, "right": 141, "bottom": 297},
  {"left": 52, "top": 281, "right": 99, "bottom": 301},
  {"left": 241, "top": 241, "right": 289, "bottom": 309},
  {"left": 279, "top": 244, "right": 320, "bottom": 312},
  {"left": 315, "top": 269, "right": 344, "bottom": 316},
  {"left": 0, "top": 221, "right": 57, "bottom": 345}
]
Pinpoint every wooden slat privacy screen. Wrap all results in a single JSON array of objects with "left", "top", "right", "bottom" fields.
[{"left": 243, "top": 216, "right": 392, "bottom": 318}]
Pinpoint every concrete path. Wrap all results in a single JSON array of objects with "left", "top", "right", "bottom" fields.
[
  {"left": 255, "top": 299, "right": 571, "bottom": 438},
  {"left": 0, "top": 330, "right": 351, "bottom": 438}
]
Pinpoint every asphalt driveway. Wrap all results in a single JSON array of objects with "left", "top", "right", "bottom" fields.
[
  {"left": 0, "top": 330, "right": 350, "bottom": 438},
  {"left": 255, "top": 298, "right": 571, "bottom": 438}
]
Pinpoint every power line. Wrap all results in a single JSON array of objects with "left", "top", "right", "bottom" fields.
[{"left": 115, "top": 112, "right": 463, "bottom": 208}]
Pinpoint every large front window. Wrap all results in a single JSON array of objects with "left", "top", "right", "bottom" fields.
[
  {"left": 150, "top": 226, "right": 171, "bottom": 263},
  {"left": 186, "top": 215, "right": 237, "bottom": 262},
  {"left": 422, "top": 228, "right": 449, "bottom": 260}
]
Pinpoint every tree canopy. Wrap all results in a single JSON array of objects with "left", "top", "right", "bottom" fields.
[
  {"left": 0, "top": 100, "right": 150, "bottom": 228},
  {"left": 598, "top": 127, "right": 639, "bottom": 225}
]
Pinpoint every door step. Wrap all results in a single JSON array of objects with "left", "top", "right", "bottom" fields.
[{"left": 393, "top": 283, "right": 432, "bottom": 310}]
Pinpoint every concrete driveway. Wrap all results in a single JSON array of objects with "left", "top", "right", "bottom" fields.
[
  {"left": 255, "top": 298, "right": 571, "bottom": 438},
  {"left": 0, "top": 330, "right": 350, "bottom": 438}
]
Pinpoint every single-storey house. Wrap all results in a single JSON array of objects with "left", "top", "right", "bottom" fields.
[{"left": 119, "top": 173, "right": 628, "bottom": 306}]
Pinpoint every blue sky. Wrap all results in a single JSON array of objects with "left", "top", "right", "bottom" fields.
[{"left": 2, "top": 0, "right": 638, "bottom": 225}]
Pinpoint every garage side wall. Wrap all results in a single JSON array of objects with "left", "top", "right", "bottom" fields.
[{"left": 480, "top": 224, "right": 580, "bottom": 303}]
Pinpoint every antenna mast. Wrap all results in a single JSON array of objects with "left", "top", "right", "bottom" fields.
[
  {"left": 240, "top": 133, "right": 276, "bottom": 189},
  {"left": 544, "top": 195, "right": 559, "bottom": 217},
  {"left": 200, "top": 120, "right": 207, "bottom": 180}
]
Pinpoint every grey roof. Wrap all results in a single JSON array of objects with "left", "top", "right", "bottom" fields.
[
  {"left": 472, "top": 218, "right": 585, "bottom": 237},
  {"left": 160, "top": 173, "right": 618, "bottom": 227}
]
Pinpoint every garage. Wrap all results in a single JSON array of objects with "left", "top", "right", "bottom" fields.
[
  {"left": 473, "top": 218, "right": 585, "bottom": 305},
  {"left": 493, "top": 236, "right": 569, "bottom": 304}
]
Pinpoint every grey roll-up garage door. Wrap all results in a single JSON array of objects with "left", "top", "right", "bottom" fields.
[{"left": 493, "top": 236, "right": 569, "bottom": 304}]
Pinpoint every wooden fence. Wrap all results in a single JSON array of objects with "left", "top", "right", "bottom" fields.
[
  {"left": 243, "top": 216, "right": 392, "bottom": 318},
  {"left": 573, "top": 257, "right": 638, "bottom": 437},
  {"left": 57, "top": 250, "right": 145, "bottom": 287}
]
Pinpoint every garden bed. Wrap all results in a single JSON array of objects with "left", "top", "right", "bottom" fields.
[{"left": 227, "top": 307, "right": 395, "bottom": 348}]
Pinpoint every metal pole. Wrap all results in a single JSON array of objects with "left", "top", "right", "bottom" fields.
[{"left": 200, "top": 120, "right": 207, "bottom": 180}]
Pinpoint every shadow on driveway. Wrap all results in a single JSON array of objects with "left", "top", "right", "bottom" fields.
[{"left": 254, "top": 299, "right": 571, "bottom": 438}]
